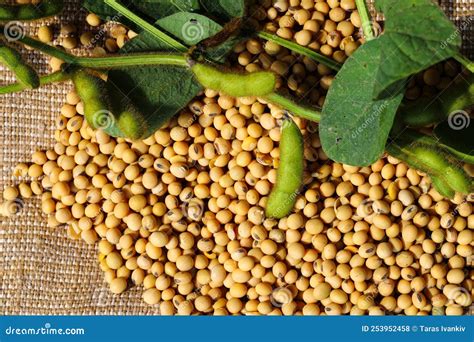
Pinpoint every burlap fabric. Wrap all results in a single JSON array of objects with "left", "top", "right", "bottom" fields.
[{"left": 0, "top": 0, "right": 472, "bottom": 315}]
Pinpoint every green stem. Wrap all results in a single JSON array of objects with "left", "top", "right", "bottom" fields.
[
  {"left": 11, "top": 35, "right": 188, "bottom": 68},
  {"left": 104, "top": 0, "right": 187, "bottom": 53},
  {"left": 264, "top": 92, "right": 321, "bottom": 123},
  {"left": 0, "top": 70, "right": 70, "bottom": 95},
  {"left": 14, "top": 35, "right": 76, "bottom": 63},
  {"left": 355, "top": 0, "right": 375, "bottom": 41},
  {"left": 70, "top": 53, "right": 187, "bottom": 68},
  {"left": 454, "top": 54, "right": 474, "bottom": 73},
  {"left": 257, "top": 31, "right": 341, "bottom": 71}
]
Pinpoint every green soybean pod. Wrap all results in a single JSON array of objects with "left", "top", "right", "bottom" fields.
[
  {"left": 266, "top": 117, "right": 304, "bottom": 219},
  {"left": 105, "top": 83, "right": 148, "bottom": 140},
  {"left": 387, "top": 142, "right": 472, "bottom": 198},
  {"left": 386, "top": 143, "right": 426, "bottom": 176},
  {"left": 191, "top": 63, "right": 276, "bottom": 97},
  {"left": 409, "top": 145, "right": 449, "bottom": 170},
  {"left": 117, "top": 110, "right": 149, "bottom": 140},
  {"left": 0, "top": 43, "right": 39, "bottom": 89},
  {"left": 72, "top": 71, "right": 148, "bottom": 140},
  {"left": 410, "top": 145, "right": 472, "bottom": 194},
  {"left": 404, "top": 128, "right": 474, "bottom": 164},
  {"left": 442, "top": 165, "right": 473, "bottom": 195},
  {"left": 71, "top": 69, "right": 112, "bottom": 130},
  {"left": 388, "top": 144, "right": 455, "bottom": 197},
  {"left": 431, "top": 176, "right": 455, "bottom": 199},
  {"left": 0, "top": 0, "right": 64, "bottom": 20}
]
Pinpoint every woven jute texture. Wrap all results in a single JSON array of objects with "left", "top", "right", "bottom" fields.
[{"left": 0, "top": 0, "right": 473, "bottom": 315}]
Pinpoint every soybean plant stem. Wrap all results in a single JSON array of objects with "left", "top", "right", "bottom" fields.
[
  {"left": 10, "top": 35, "right": 188, "bottom": 68},
  {"left": 0, "top": 70, "right": 70, "bottom": 94},
  {"left": 454, "top": 54, "right": 474, "bottom": 73},
  {"left": 257, "top": 31, "right": 341, "bottom": 72},
  {"left": 355, "top": 0, "right": 375, "bottom": 41},
  {"left": 264, "top": 92, "right": 321, "bottom": 123},
  {"left": 104, "top": 0, "right": 187, "bottom": 53}
]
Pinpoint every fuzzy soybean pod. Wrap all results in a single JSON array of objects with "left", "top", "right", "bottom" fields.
[
  {"left": 410, "top": 145, "right": 472, "bottom": 195},
  {"left": 71, "top": 69, "right": 114, "bottom": 130},
  {"left": 191, "top": 63, "right": 276, "bottom": 97},
  {"left": 265, "top": 117, "right": 304, "bottom": 219},
  {"left": 0, "top": 43, "right": 39, "bottom": 89},
  {"left": 107, "top": 85, "right": 148, "bottom": 140},
  {"left": 115, "top": 109, "right": 147, "bottom": 140},
  {"left": 431, "top": 176, "right": 455, "bottom": 199},
  {"left": 386, "top": 142, "right": 472, "bottom": 198},
  {"left": 0, "top": 0, "right": 64, "bottom": 20},
  {"left": 72, "top": 72, "right": 148, "bottom": 140},
  {"left": 385, "top": 144, "right": 454, "bottom": 198}
]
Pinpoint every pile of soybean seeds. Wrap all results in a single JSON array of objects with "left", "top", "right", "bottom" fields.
[{"left": 1, "top": 0, "right": 473, "bottom": 315}]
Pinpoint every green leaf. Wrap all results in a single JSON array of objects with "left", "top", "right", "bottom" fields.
[
  {"left": 434, "top": 118, "right": 474, "bottom": 164},
  {"left": 199, "top": 0, "right": 246, "bottom": 21},
  {"left": 120, "top": 30, "right": 173, "bottom": 52},
  {"left": 83, "top": 0, "right": 154, "bottom": 32},
  {"left": 320, "top": 38, "right": 404, "bottom": 166},
  {"left": 83, "top": 0, "right": 242, "bottom": 139},
  {"left": 374, "top": 0, "right": 461, "bottom": 99},
  {"left": 203, "top": 34, "right": 244, "bottom": 63},
  {"left": 107, "top": 66, "right": 202, "bottom": 138},
  {"left": 109, "top": 13, "right": 204, "bottom": 139},
  {"left": 156, "top": 12, "right": 222, "bottom": 46},
  {"left": 103, "top": 3, "right": 208, "bottom": 136},
  {"left": 121, "top": 12, "right": 222, "bottom": 52},
  {"left": 135, "top": 0, "right": 200, "bottom": 17},
  {"left": 83, "top": 0, "right": 120, "bottom": 20},
  {"left": 122, "top": 11, "right": 237, "bottom": 61},
  {"left": 83, "top": 0, "right": 200, "bottom": 21},
  {"left": 197, "top": 18, "right": 252, "bottom": 63}
]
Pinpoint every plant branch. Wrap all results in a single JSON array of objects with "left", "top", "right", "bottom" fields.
[
  {"left": 454, "top": 54, "right": 474, "bottom": 73},
  {"left": 8, "top": 34, "right": 188, "bottom": 68},
  {"left": 0, "top": 70, "right": 70, "bottom": 95},
  {"left": 264, "top": 92, "right": 321, "bottom": 122},
  {"left": 104, "top": 0, "right": 187, "bottom": 53},
  {"left": 355, "top": 0, "right": 375, "bottom": 41},
  {"left": 257, "top": 31, "right": 341, "bottom": 71}
]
